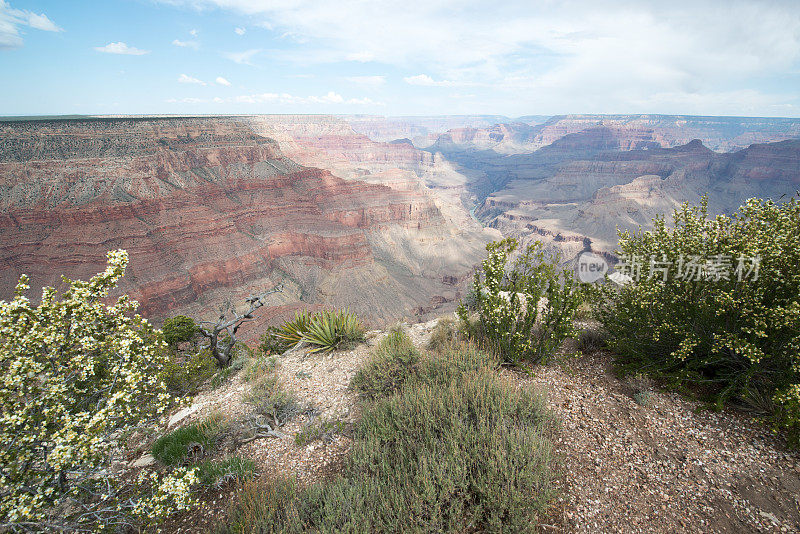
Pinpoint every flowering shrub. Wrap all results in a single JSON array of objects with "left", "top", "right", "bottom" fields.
[
  {"left": 0, "top": 250, "right": 198, "bottom": 530},
  {"left": 458, "top": 238, "right": 582, "bottom": 364},
  {"left": 132, "top": 467, "right": 199, "bottom": 520},
  {"left": 600, "top": 196, "right": 800, "bottom": 443}
]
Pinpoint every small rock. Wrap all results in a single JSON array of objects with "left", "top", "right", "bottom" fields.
[
  {"left": 759, "top": 511, "right": 778, "bottom": 524},
  {"left": 130, "top": 454, "right": 155, "bottom": 468},
  {"left": 169, "top": 403, "right": 204, "bottom": 427}
]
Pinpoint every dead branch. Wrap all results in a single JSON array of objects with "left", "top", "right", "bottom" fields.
[{"left": 198, "top": 285, "right": 283, "bottom": 367}]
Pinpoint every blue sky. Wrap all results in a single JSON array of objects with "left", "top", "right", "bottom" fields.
[{"left": 1, "top": 0, "right": 800, "bottom": 117}]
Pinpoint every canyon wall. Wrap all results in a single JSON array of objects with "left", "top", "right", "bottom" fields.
[
  {"left": 422, "top": 115, "right": 800, "bottom": 261},
  {"left": 429, "top": 115, "right": 800, "bottom": 155},
  {"left": 2, "top": 113, "right": 798, "bottom": 338},
  {"left": 0, "top": 117, "right": 493, "bottom": 338},
  {"left": 478, "top": 138, "right": 800, "bottom": 259}
]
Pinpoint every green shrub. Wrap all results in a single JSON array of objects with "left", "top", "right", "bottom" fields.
[
  {"left": 243, "top": 355, "right": 277, "bottom": 383},
  {"left": 221, "top": 477, "right": 304, "bottom": 534},
  {"left": 573, "top": 302, "right": 594, "bottom": 320},
  {"left": 351, "top": 328, "right": 421, "bottom": 399},
  {"left": 626, "top": 373, "right": 653, "bottom": 406},
  {"left": 426, "top": 316, "right": 460, "bottom": 351},
  {"left": 162, "top": 315, "right": 198, "bottom": 346},
  {"left": 247, "top": 375, "right": 300, "bottom": 426},
  {"left": 600, "top": 196, "right": 800, "bottom": 442},
  {"left": 458, "top": 238, "right": 582, "bottom": 365},
  {"left": 259, "top": 326, "right": 291, "bottom": 355},
  {"left": 152, "top": 415, "right": 224, "bottom": 466},
  {"left": 276, "top": 310, "right": 366, "bottom": 353},
  {"left": 162, "top": 348, "right": 218, "bottom": 394},
  {"left": 220, "top": 331, "right": 556, "bottom": 533},
  {"left": 294, "top": 418, "right": 346, "bottom": 446},
  {"left": 576, "top": 324, "right": 608, "bottom": 354},
  {"left": 197, "top": 456, "right": 257, "bottom": 487}
]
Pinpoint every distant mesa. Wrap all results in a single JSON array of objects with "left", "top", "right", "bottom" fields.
[{"left": 389, "top": 138, "right": 415, "bottom": 146}]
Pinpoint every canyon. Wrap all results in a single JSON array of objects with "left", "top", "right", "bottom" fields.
[
  {"left": 424, "top": 117, "right": 800, "bottom": 261},
  {"left": 0, "top": 116, "right": 493, "bottom": 336},
  {"left": 1, "top": 114, "right": 799, "bottom": 334}
]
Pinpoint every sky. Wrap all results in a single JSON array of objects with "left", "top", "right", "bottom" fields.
[{"left": 1, "top": 0, "right": 800, "bottom": 117}]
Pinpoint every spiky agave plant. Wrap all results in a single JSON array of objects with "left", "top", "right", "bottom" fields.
[
  {"left": 274, "top": 311, "right": 311, "bottom": 347},
  {"left": 302, "top": 310, "right": 365, "bottom": 353}
]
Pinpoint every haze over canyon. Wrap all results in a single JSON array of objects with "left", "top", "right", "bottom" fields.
[{"left": 1, "top": 114, "right": 799, "bottom": 337}]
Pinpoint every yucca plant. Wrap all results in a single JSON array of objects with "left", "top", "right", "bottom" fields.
[
  {"left": 274, "top": 310, "right": 365, "bottom": 353},
  {"left": 302, "top": 310, "right": 365, "bottom": 353},
  {"left": 274, "top": 311, "right": 311, "bottom": 346}
]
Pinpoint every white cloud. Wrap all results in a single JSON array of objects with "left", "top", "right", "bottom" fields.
[
  {"left": 166, "top": 97, "right": 207, "bottom": 104},
  {"left": 223, "top": 48, "right": 260, "bottom": 65},
  {"left": 189, "top": 28, "right": 198, "bottom": 36},
  {"left": 178, "top": 73, "right": 206, "bottom": 85},
  {"left": 219, "top": 91, "right": 383, "bottom": 106},
  {"left": 172, "top": 38, "right": 199, "bottom": 49},
  {"left": 404, "top": 74, "right": 461, "bottom": 87},
  {"left": 215, "top": 76, "right": 232, "bottom": 86},
  {"left": 158, "top": 0, "right": 800, "bottom": 116},
  {"left": 25, "top": 11, "right": 61, "bottom": 32},
  {"left": 234, "top": 27, "right": 246, "bottom": 35},
  {"left": 346, "top": 96, "right": 382, "bottom": 106},
  {"left": 346, "top": 75, "right": 386, "bottom": 87},
  {"left": 0, "top": 0, "right": 62, "bottom": 49},
  {"left": 345, "top": 51, "right": 374, "bottom": 62},
  {"left": 94, "top": 42, "right": 150, "bottom": 55}
]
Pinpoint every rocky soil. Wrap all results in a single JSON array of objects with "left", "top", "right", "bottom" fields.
[
  {"left": 524, "top": 351, "right": 800, "bottom": 533},
  {"left": 163, "top": 319, "right": 800, "bottom": 533}
]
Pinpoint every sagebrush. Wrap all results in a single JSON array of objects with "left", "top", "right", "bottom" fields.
[{"left": 221, "top": 331, "right": 557, "bottom": 533}]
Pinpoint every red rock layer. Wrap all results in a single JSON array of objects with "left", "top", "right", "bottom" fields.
[{"left": 0, "top": 118, "right": 443, "bottom": 319}]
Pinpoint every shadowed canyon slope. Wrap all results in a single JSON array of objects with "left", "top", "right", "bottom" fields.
[
  {"left": 0, "top": 117, "right": 493, "bottom": 332},
  {"left": 424, "top": 117, "right": 800, "bottom": 261}
]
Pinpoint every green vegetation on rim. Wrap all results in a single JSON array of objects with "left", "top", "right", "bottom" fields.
[
  {"left": 152, "top": 415, "right": 225, "bottom": 467},
  {"left": 162, "top": 315, "right": 198, "bottom": 346},
  {"left": 273, "top": 309, "right": 366, "bottom": 353},
  {"left": 220, "top": 329, "right": 557, "bottom": 533},
  {"left": 458, "top": 238, "right": 583, "bottom": 365},
  {"left": 0, "top": 251, "right": 198, "bottom": 530}
]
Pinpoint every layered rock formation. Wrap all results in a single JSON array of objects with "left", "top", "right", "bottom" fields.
[
  {"left": 429, "top": 115, "right": 800, "bottom": 155},
  {"left": 3, "top": 113, "right": 798, "bottom": 336},
  {"left": 479, "top": 138, "right": 800, "bottom": 259},
  {"left": 243, "top": 115, "right": 495, "bottom": 242},
  {"left": 344, "top": 115, "right": 518, "bottom": 146},
  {"left": 0, "top": 117, "right": 492, "bottom": 335},
  {"left": 418, "top": 113, "right": 800, "bottom": 262}
]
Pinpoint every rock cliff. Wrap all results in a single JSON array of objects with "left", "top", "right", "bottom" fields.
[{"left": 0, "top": 117, "right": 490, "bottom": 335}]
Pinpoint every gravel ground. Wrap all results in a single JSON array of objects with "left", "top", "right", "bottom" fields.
[
  {"left": 523, "top": 351, "right": 800, "bottom": 533},
  {"left": 164, "top": 319, "right": 800, "bottom": 533}
]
